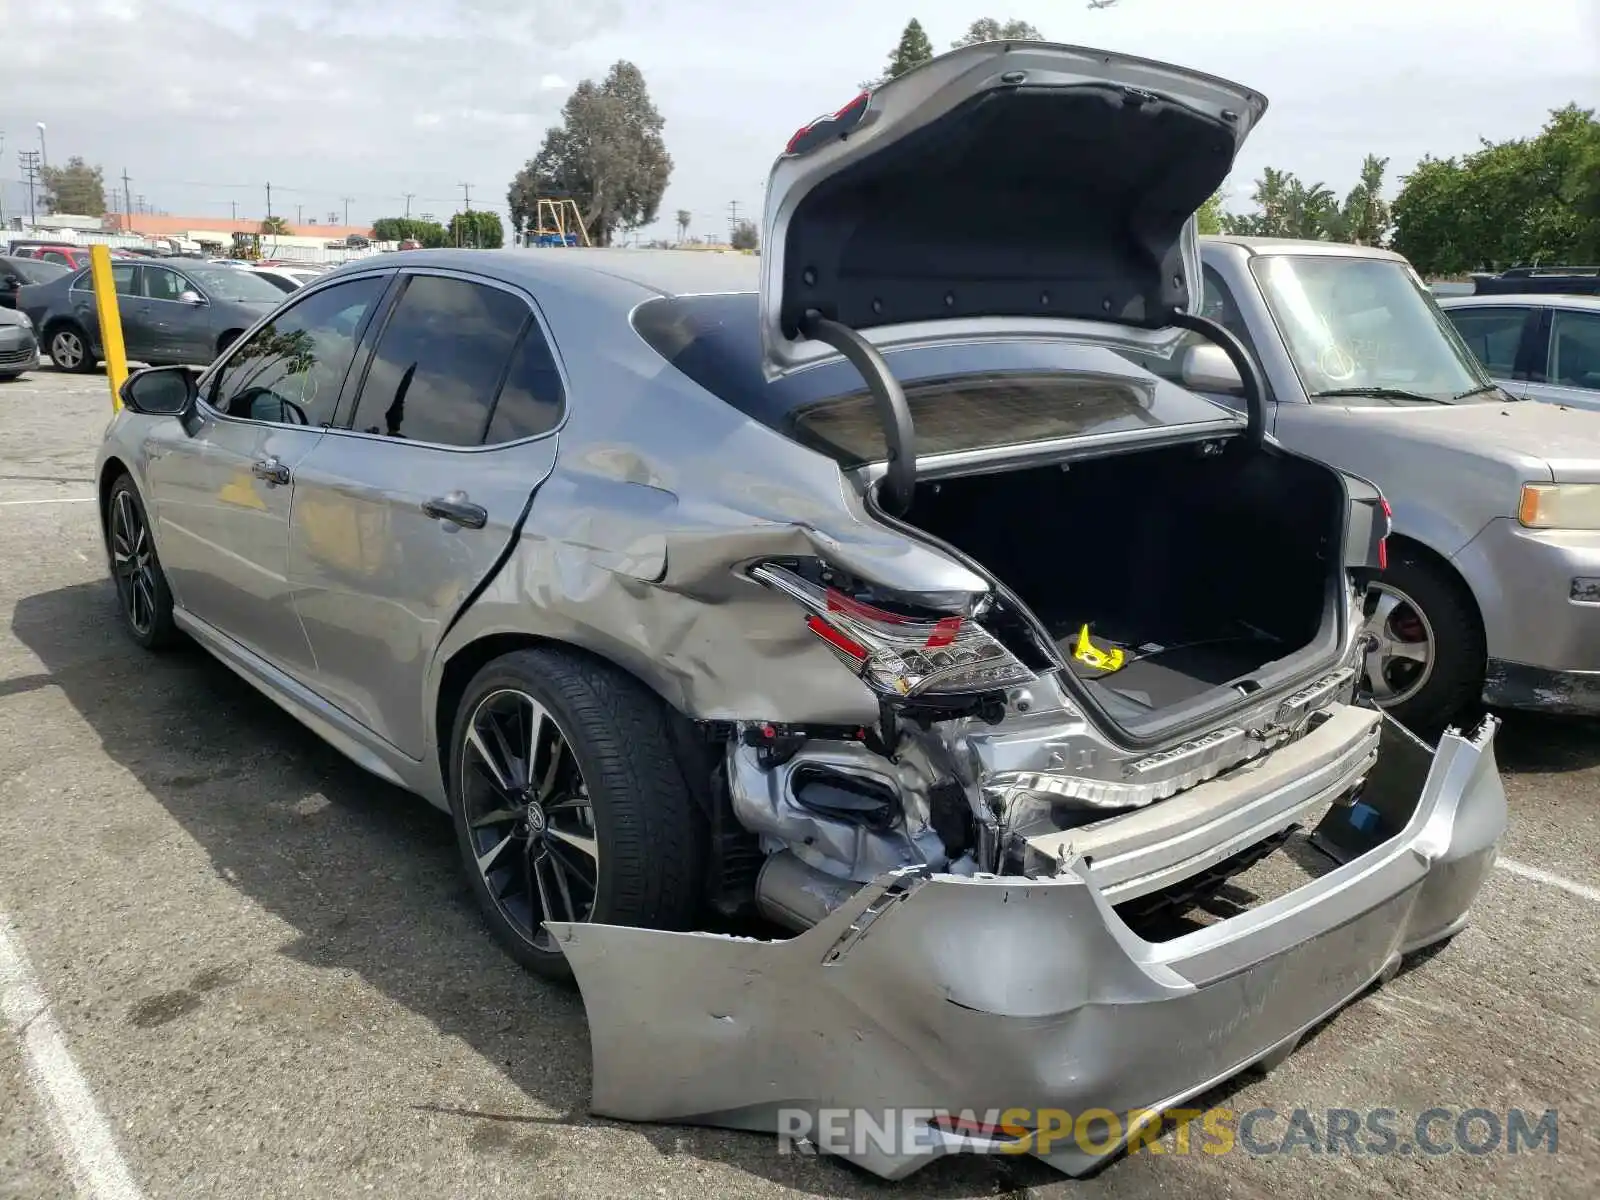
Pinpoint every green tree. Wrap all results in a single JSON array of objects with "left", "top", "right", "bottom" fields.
[
  {"left": 862, "top": 18, "right": 935, "bottom": 89},
  {"left": 1392, "top": 105, "right": 1600, "bottom": 274},
  {"left": 372, "top": 216, "right": 450, "bottom": 247},
  {"left": 950, "top": 17, "right": 1045, "bottom": 48},
  {"left": 1219, "top": 167, "right": 1340, "bottom": 240},
  {"left": 1196, "top": 192, "right": 1225, "bottom": 236},
  {"left": 1339, "top": 154, "right": 1392, "bottom": 246},
  {"left": 39, "top": 157, "right": 107, "bottom": 216},
  {"left": 448, "top": 210, "right": 504, "bottom": 249},
  {"left": 508, "top": 61, "right": 672, "bottom": 247},
  {"left": 259, "top": 216, "right": 290, "bottom": 235},
  {"left": 730, "top": 219, "right": 759, "bottom": 251}
]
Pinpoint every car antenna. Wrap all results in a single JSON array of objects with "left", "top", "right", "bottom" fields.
[{"left": 798, "top": 309, "right": 917, "bottom": 515}]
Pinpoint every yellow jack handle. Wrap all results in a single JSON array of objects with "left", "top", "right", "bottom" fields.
[{"left": 1073, "top": 624, "right": 1125, "bottom": 672}]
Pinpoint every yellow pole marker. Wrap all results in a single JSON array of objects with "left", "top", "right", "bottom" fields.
[{"left": 88, "top": 243, "right": 129, "bottom": 408}]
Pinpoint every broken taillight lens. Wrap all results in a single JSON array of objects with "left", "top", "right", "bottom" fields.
[{"left": 750, "top": 562, "right": 1036, "bottom": 699}]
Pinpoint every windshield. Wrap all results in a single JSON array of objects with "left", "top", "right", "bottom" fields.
[
  {"left": 1251, "top": 255, "right": 1494, "bottom": 403},
  {"left": 183, "top": 265, "right": 286, "bottom": 304}
]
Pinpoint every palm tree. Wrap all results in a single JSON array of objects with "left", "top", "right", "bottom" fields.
[
  {"left": 675, "top": 209, "right": 690, "bottom": 243},
  {"left": 259, "top": 215, "right": 290, "bottom": 235}
]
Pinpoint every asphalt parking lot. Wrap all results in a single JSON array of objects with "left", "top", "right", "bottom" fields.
[{"left": 1, "top": 366, "right": 1596, "bottom": 1199}]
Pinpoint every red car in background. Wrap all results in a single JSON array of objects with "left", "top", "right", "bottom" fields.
[{"left": 10, "top": 244, "right": 98, "bottom": 270}]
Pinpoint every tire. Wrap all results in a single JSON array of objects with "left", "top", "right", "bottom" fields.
[
  {"left": 448, "top": 647, "right": 705, "bottom": 982},
  {"left": 1362, "top": 547, "right": 1484, "bottom": 732},
  {"left": 105, "top": 474, "right": 180, "bottom": 650},
  {"left": 47, "top": 323, "right": 97, "bottom": 374}
]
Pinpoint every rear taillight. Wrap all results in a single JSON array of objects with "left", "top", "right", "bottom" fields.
[
  {"left": 751, "top": 562, "right": 1035, "bottom": 699},
  {"left": 1378, "top": 497, "right": 1392, "bottom": 570}
]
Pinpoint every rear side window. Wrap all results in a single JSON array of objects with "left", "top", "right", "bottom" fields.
[
  {"left": 1548, "top": 309, "right": 1600, "bottom": 390},
  {"left": 349, "top": 275, "right": 529, "bottom": 446},
  {"left": 484, "top": 325, "right": 565, "bottom": 443}
]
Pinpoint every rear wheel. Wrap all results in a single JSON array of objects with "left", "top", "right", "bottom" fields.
[
  {"left": 106, "top": 475, "right": 179, "bottom": 650},
  {"left": 448, "top": 648, "right": 705, "bottom": 982},
  {"left": 1362, "top": 549, "right": 1483, "bottom": 732},
  {"left": 48, "top": 324, "right": 96, "bottom": 374}
]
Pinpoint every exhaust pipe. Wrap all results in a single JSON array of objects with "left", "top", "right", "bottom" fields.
[{"left": 756, "top": 852, "right": 864, "bottom": 932}]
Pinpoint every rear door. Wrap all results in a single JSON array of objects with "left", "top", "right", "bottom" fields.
[
  {"left": 66, "top": 262, "right": 145, "bottom": 356},
  {"left": 286, "top": 269, "right": 564, "bottom": 757}
]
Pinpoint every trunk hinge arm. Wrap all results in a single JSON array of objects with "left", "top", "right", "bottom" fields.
[
  {"left": 1166, "top": 310, "right": 1269, "bottom": 445},
  {"left": 799, "top": 310, "right": 917, "bottom": 515}
]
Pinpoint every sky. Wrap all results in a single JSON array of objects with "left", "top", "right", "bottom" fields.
[{"left": 3, "top": 0, "right": 1597, "bottom": 240}]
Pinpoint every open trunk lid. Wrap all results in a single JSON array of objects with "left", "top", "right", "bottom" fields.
[{"left": 759, "top": 41, "right": 1268, "bottom": 377}]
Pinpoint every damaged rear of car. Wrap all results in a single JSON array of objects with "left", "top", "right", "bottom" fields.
[{"left": 511, "top": 41, "right": 1504, "bottom": 1179}]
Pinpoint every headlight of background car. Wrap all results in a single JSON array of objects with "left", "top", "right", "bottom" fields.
[{"left": 1519, "top": 483, "right": 1600, "bottom": 530}]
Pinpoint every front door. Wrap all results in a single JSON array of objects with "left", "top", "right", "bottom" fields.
[
  {"left": 145, "top": 272, "right": 393, "bottom": 676},
  {"left": 288, "top": 270, "right": 563, "bottom": 756},
  {"left": 138, "top": 263, "right": 211, "bottom": 364}
]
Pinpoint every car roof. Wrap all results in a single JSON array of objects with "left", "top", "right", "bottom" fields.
[
  {"left": 325, "top": 247, "right": 761, "bottom": 300},
  {"left": 1436, "top": 293, "right": 1600, "bottom": 311},
  {"left": 1201, "top": 235, "right": 1408, "bottom": 262}
]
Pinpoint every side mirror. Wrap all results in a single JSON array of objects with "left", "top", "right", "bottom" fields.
[
  {"left": 1181, "top": 342, "right": 1246, "bottom": 396},
  {"left": 179, "top": 290, "right": 205, "bottom": 305},
  {"left": 121, "top": 365, "right": 198, "bottom": 417}
]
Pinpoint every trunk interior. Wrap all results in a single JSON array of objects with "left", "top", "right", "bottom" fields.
[{"left": 902, "top": 438, "right": 1346, "bottom": 731}]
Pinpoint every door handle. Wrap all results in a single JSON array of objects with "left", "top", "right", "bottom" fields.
[
  {"left": 251, "top": 457, "right": 291, "bottom": 486},
  {"left": 422, "top": 492, "right": 488, "bottom": 529}
]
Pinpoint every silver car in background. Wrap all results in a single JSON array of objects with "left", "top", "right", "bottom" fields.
[
  {"left": 1123, "top": 238, "right": 1600, "bottom": 724},
  {"left": 1438, "top": 292, "right": 1600, "bottom": 413},
  {"left": 93, "top": 43, "right": 1505, "bottom": 1181}
]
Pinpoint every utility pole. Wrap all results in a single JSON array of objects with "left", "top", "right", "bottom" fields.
[
  {"left": 136, "top": 194, "right": 146, "bottom": 215},
  {"left": 404, "top": 192, "right": 415, "bottom": 219},
  {"left": 341, "top": 197, "right": 353, "bottom": 228},
  {"left": 19, "top": 150, "right": 40, "bottom": 226},
  {"left": 727, "top": 200, "right": 739, "bottom": 245},
  {"left": 36, "top": 123, "right": 47, "bottom": 170},
  {"left": 121, "top": 169, "right": 133, "bottom": 232},
  {"left": 265, "top": 181, "right": 273, "bottom": 220},
  {"left": 296, "top": 203, "right": 303, "bottom": 226},
  {"left": 459, "top": 183, "right": 473, "bottom": 246},
  {"left": 0, "top": 133, "right": 6, "bottom": 227},
  {"left": 231, "top": 200, "right": 237, "bottom": 223}
]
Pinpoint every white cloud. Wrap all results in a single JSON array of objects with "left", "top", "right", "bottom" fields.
[{"left": 539, "top": 74, "right": 568, "bottom": 91}]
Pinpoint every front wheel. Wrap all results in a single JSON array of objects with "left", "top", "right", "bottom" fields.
[
  {"left": 105, "top": 475, "right": 179, "bottom": 649},
  {"left": 1361, "top": 550, "right": 1484, "bottom": 732},
  {"left": 448, "top": 647, "right": 705, "bottom": 982},
  {"left": 48, "top": 325, "right": 97, "bottom": 374}
]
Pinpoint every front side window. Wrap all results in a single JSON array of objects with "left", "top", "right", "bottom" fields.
[
  {"left": 142, "top": 266, "right": 191, "bottom": 302},
  {"left": 1549, "top": 309, "right": 1600, "bottom": 390},
  {"left": 179, "top": 264, "right": 287, "bottom": 304},
  {"left": 42, "top": 251, "right": 70, "bottom": 266},
  {"left": 209, "top": 276, "right": 388, "bottom": 426},
  {"left": 1252, "top": 255, "right": 1492, "bottom": 403},
  {"left": 348, "top": 275, "right": 530, "bottom": 446},
  {"left": 1444, "top": 307, "right": 1530, "bottom": 376}
]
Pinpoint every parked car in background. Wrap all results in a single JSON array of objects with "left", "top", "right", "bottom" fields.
[
  {"left": 0, "top": 305, "right": 40, "bottom": 378},
  {"left": 1120, "top": 237, "right": 1600, "bottom": 723},
  {"left": 1437, "top": 293, "right": 1600, "bottom": 413},
  {"left": 94, "top": 42, "right": 1506, "bottom": 1183},
  {"left": 10, "top": 244, "right": 98, "bottom": 270},
  {"left": 0, "top": 254, "right": 70, "bottom": 310},
  {"left": 250, "top": 265, "right": 323, "bottom": 293},
  {"left": 1470, "top": 265, "right": 1600, "bottom": 297},
  {"left": 19, "top": 259, "right": 285, "bottom": 372}
]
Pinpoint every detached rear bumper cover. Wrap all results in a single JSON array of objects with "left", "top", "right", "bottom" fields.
[{"left": 547, "top": 715, "right": 1504, "bottom": 1181}]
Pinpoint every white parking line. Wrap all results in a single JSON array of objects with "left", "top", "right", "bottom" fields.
[
  {"left": 0, "top": 917, "right": 144, "bottom": 1200},
  {"left": 1497, "top": 857, "right": 1600, "bottom": 905},
  {"left": 0, "top": 498, "right": 95, "bottom": 506}
]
